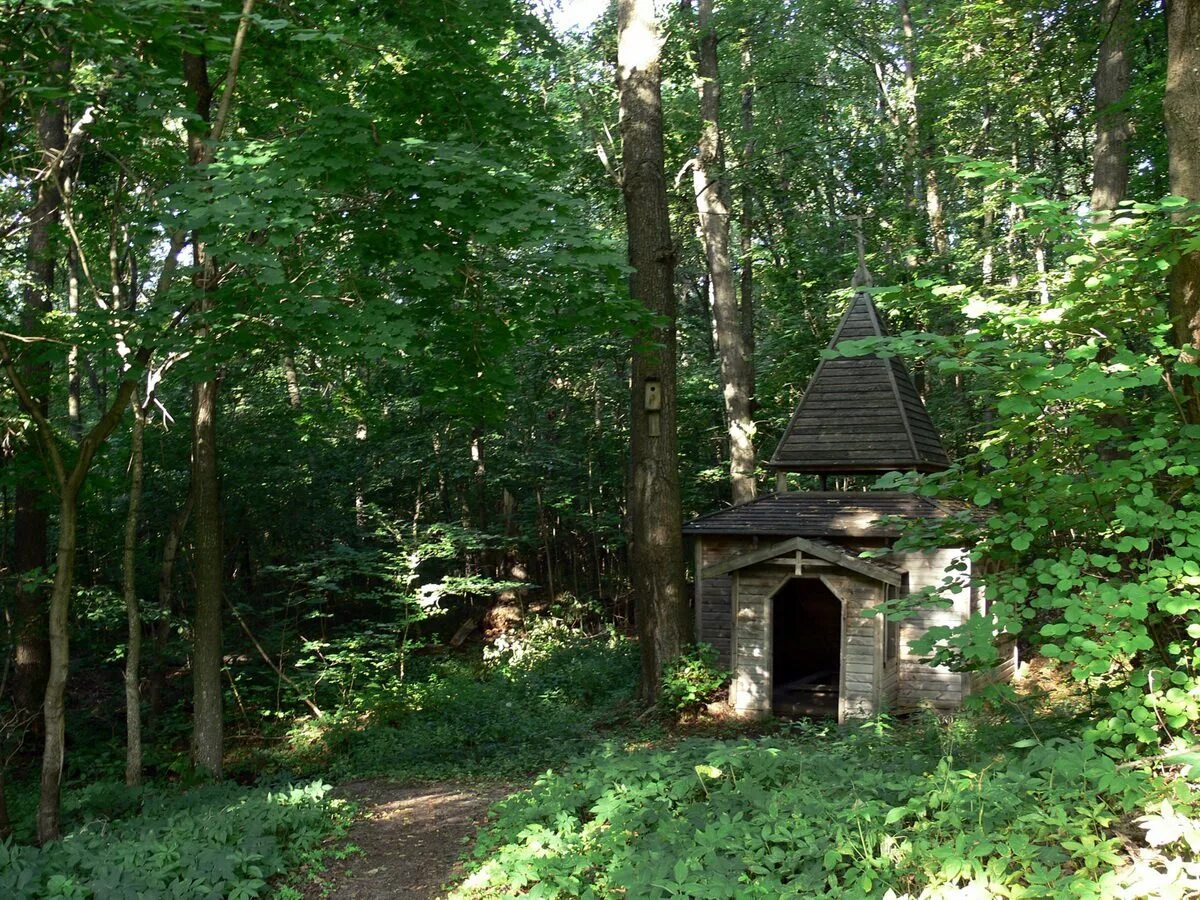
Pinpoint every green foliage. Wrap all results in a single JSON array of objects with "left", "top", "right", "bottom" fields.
[
  {"left": 284, "top": 614, "right": 640, "bottom": 783},
  {"left": 0, "top": 781, "right": 347, "bottom": 899},
  {"left": 455, "top": 717, "right": 1188, "bottom": 899},
  {"left": 859, "top": 189, "right": 1200, "bottom": 758},
  {"left": 660, "top": 643, "right": 729, "bottom": 714}
]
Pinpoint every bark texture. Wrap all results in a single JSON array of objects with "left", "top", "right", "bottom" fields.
[
  {"left": 1166, "top": 0, "right": 1200, "bottom": 423},
  {"left": 189, "top": 352, "right": 224, "bottom": 777},
  {"left": 12, "top": 43, "right": 69, "bottom": 724},
  {"left": 183, "top": 46, "right": 225, "bottom": 779},
  {"left": 739, "top": 43, "right": 756, "bottom": 414},
  {"left": 693, "top": 0, "right": 756, "bottom": 505},
  {"left": 123, "top": 394, "right": 145, "bottom": 786},
  {"left": 1092, "top": 0, "right": 1132, "bottom": 213},
  {"left": 617, "top": 0, "right": 690, "bottom": 699}
]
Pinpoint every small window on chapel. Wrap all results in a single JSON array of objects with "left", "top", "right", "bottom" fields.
[
  {"left": 886, "top": 618, "right": 900, "bottom": 664},
  {"left": 885, "top": 576, "right": 907, "bottom": 665}
]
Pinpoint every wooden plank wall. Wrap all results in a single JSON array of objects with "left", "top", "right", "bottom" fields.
[
  {"left": 823, "top": 572, "right": 885, "bottom": 719},
  {"left": 889, "top": 548, "right": 972, "bottom": 710},
  {"left": 731, "top": 565, "right": 784, "bottom": 714},
  {"left": 696, "top": 536, "right": 756, "bottom": 668}
]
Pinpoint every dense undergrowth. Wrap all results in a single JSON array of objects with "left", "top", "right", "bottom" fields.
[
  {"left": 456, "top": 712, "right": 1200, "bottom": 899},
  {"left": 0, "top": 781, "right": 348, "bottom": 899},
  {"left": 1, "top": 617, "right": 639, "bottom": 897},
  {"left": 277, "top": 619, "right": 640, "bottom": 782},
  {"left": 10, "top": 619, "right": 1200, "bottom": 898}
]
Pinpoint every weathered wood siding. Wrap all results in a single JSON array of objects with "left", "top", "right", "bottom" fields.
[
  {"left": 825, "top": 572, "right": 885, "bottom": 719},
  {"left": 699, "top": 575, "right": 733, "bottom": 666},
  {"left": 731, "top": 565, "right": 783, "bottom": 714},
  {"left": 889, "top": 548, "right": 971, "bottom": 710},
  {"left": 695, "top": 536, "right": 758, "bottom": 668},
  {"left": 702, "top": 535, "right": 993, "bottom": 717},
  {"left": 969, "top": 633, "right": 1019, "bottom": 693}
]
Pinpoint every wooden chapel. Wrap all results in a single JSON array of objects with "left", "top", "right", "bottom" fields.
[{"left": 683, "top": 282, "right": 1017, "bottom": 721}]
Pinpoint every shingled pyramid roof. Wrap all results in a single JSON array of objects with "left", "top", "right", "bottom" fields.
[{"left": 768, "top": 291, "right": 950, "bottom": 474}]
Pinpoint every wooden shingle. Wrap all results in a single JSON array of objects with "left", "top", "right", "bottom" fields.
[
  {"left": 768, "top": 292, "right": 950, "bottom": 473},
  {"left": 681, "top": 491, "right": 956, "bottom": 537}
]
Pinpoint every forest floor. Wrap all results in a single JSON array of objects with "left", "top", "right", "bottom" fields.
[{"left": 303, "top": 780, "right": 519, "bottom": 899}]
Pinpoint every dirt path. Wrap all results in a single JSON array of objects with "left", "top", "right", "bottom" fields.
[{"left": 305, "top": 781, "right": 518, "bottom": 899}]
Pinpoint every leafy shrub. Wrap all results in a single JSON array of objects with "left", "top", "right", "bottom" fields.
[
  {"left": 290, "top": 619, "right": 640, "bottom": 782},
  {"left": 861, "top": 191, "right": 1200, "bottom": 758},
  {"left": 455, "top": 718, "right": 1187, "bottom": 898},
  {"left": 0, "top": 781, "right": 347, "bottom": 899},
  {"left": 660, "top": 643, "right": 729, "bottom": 714}
]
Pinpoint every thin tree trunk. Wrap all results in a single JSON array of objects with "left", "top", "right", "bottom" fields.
[
  {"left": 1166, "top": 0, "right": 1200, "bottom": 423},
  {"left": 0, "top": 354, "right": 142, "bottom": 843},
  {"left": 282, "top": 356, "right": 302, "bottom": 408},
  {"left": 0, "top": 769, "right": 10, "bottom": 840},
  {"left": 898, "top": 0, "right": 947, "bottom": 256},
  {"left": 148, "top": 496, "right": 193, "bottom": 718},
  {"left": 11, "top": 42, "right": 69, "bottom": 725},
  {"left": 66, "top": 246, "right": 81, "bottom": 439},
  {"left": 189, "top": 371, "right": 223, "bottom": 776},
  {"left": 982, "top": 205, "right": 995, "bottom": 285},
  {"left": 617, "top": 0, "right": 690, "bottom": 700},
  {"left": 1092, "top": 0, "right": 1133, "bottom": 213},
  {"left": 122, "top": 393, "right": 145, "bottom": 786},
  {"left": 693, "top": 0, "right": 756, "bottom": 505}
]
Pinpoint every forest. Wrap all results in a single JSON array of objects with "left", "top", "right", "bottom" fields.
[{"left": 2, "top": 0, "right": 1200, "bottom": 895}]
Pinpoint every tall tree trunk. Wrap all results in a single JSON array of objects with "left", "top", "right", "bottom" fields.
[
  {"left": 0, "top": 769, "right": 10, "bottom": 840},
  {"left": 122, "top": 394, "right": 145, "bottom": 786},
  {"left": 898, "top": 0, "right": 947, "bottom": 256},
  {"left": 1093, "top": 0, "right": 1133, "bottom": 213},
  {"left": 617, "top": 0, "right": 690, "bottom": 700},
  {"left": 189, "top": 371, "right": 223, "bottom": 777},
  {"left": 66, "top": 246, "right": 82, "bottom": 439},
  {"left": 693, "top": 0, "right": 756, "bottom": 505},
  {"left": 183, "top": 46, "right": 224, "bottom": 779},
  {"left": 1166, "top": 0, "right": 1200, "bottom": 423},
  {"left": 739, "top": 43, "right": 756, "bottom": 415},
  {"left": 181, "top": 0, "right": 255, "bottom": 775},
  {"left": 12, "top": 43, "right": 69, "bottom": 725}
]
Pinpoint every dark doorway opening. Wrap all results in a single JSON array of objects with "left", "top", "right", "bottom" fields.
[{"left": 772, "top": 578, "right": 840, "bottom": 717}]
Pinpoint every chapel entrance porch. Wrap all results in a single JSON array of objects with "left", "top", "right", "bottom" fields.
[{"left": 771, "top": 577, "right": 842, "bottom": 718}]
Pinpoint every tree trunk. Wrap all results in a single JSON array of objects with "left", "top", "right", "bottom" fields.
[
  {"left": 123, "top": 394, "right": 145, "bottom": 786},
  {"left": 12, "top": 42, "right": 69, "bottom": 724},
  {"left": 739, "top": 43, "right": 756, "bottom": 415},
  {"left": 617, "top": 0, "right": 690, "bottom": 700},
  {"left": 1166, "top": 0, "right": 1200, "bottom": 422},
  {"left": 189, "top": 373, "right": 223, "bottom": 777},
  {"left": 0, "top": 769, "right": 10, "bottom": 840},
  {"left": 282, "top": 356, "right": 302, "bottom": 408},
  {"left": 179, "top": 0, "right": 255, "bottom": 774},
  {"left": 183, "top": 48, "right": 224, "bottom": 779},
  {"left": 1092, "top": 0, "right": 1133, "bottom": 213},
  {"left": 693, "top": 0, "right": 756, "bottom": 506},
  {"left": 27, "top": 374, "right": 140, "bottom": 843},
  {"left": 898, "top": 0, "right": 947, "bottom": 256},
  {"left": 148, "top": 496, "right": 192, "bottom": 719}
]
